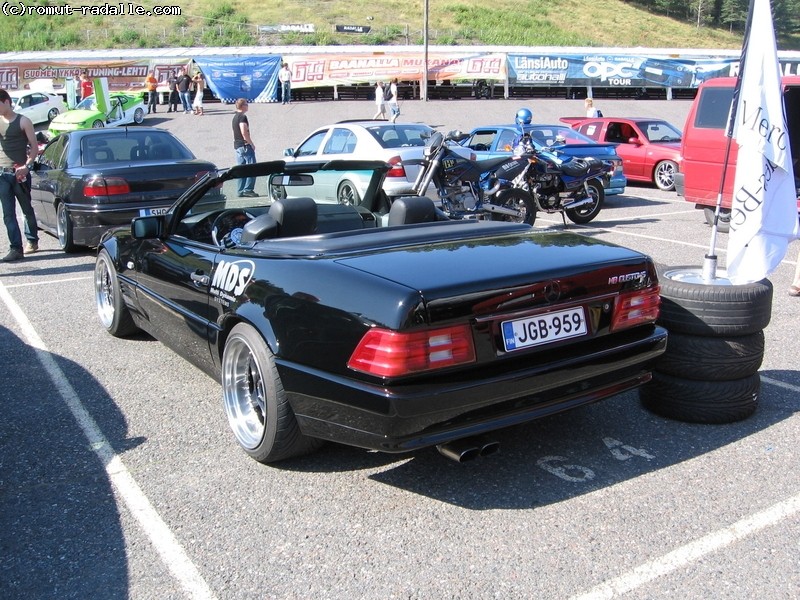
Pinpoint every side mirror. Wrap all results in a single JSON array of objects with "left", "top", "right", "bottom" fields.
[
  {"left": 132, "top": 215, "right": 163, "bottom": 239},
  {"left": 283, "top": 148, "right": 295, "bottom": 157},
  {"left": 628, "top": 137, "right": 642, "bottom": 145}
]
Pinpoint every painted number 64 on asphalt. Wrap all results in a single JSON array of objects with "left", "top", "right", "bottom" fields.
[{"left": 536, "top": 438, "right": 655, "bottom": 482}]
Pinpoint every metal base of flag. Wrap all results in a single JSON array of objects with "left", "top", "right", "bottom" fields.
[{"left": 702, "top": 254, "right": 718, "bottom": 283}]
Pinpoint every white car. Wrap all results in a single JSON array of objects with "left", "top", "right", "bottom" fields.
[
  {"left": 282, "top": 121, "right": 473, "bottom": 205},
  {"left": 10, "top": 90, "right": 68, "bottom": 124}
]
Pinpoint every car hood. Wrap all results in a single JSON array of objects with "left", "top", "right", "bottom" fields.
[
  {"left": 333, "top": 230, "right": 655, "bottom": 323},
  {"left": 51, "top": 109, "right": 101, "bottom": 124}
]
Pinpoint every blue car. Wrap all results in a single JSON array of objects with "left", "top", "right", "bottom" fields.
[{"left": 461, "top": 124, "right": 627, "bottom": 196}]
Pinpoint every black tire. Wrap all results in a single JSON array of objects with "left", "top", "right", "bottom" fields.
[
  {"left": 47, "top": 107, "right": 60, "bottom": 121},
  {"left": 56, "top": 202, "right": 78, "bottom": 253},
  {"left": 565, "top": 179, "right": 603, "bottom": 224},
  {"left": 639, "top": 370, "right": 759, "bottom": 424},
  {"left": 654, "top": 159, "right": 677, "bottom": 191},
  {"left": 703, "top": 207, "right": 730, "bottom": 233},
  {"left": 91, "top": 119, "right": 104, "bottom": 128},
  {"left": 337, "top": 179, "right": 361, "bottom": 206},
  {"left": 221, "top": 323, "right": 323, "bottom": 463},
  {"left": 94, "top": 249, "right": 139, "bottom": 337},
  {"left": 491, "top": 188, "right": 535, "bottom": 225},
  {"left": 657, "top": 266, "right": 772, "bottom": 336},
  {"left": 654, "top": 330, "right": 764, "bottom": 381}
]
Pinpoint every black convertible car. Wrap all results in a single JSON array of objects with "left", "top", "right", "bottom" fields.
[{"left": 95, "top": 159, "right": 667, "bottom": 464}]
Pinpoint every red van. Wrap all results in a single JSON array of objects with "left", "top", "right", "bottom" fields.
[{"left": 675, "top": 76, "right": 800, "bottom": 231}]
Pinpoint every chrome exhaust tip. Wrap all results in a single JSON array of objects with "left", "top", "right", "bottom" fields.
[{"left": 436, "top": 436, "right": 500, "bottom": 463}]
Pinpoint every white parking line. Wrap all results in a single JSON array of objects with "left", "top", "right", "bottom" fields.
[
  {"left": 3, "top": 275, "right": 92, "bottom": 289},
  {"left": 569, "top": 374, "right": 800, "bottom": 599},
  {"left": 569, "top": 490, "right": 800, "bottom": 600},
  {"left": 0, "top": 281, "right": 217, "bottom": 600}
]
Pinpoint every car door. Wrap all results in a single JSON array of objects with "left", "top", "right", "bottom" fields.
[
  {"left": 29, "top": 134, "right": 69, "bottom": 230},
  {"left": 609, "top": 121, "right": 647, "bottom": 180},
  {"left": 317, "top": 127, "right": 359, "bottom": 200},
  {"left": 464, "top": 129, "right": 499, "bottom": 160},
  {"left": 132, "top": 234, "right": 221, "bottom": 371},
  {"left": 287, "top": 128, "right": 331, "bottom": 199},
  {"left": 22, "top": 93, "right": 46, "bottom": 124}
]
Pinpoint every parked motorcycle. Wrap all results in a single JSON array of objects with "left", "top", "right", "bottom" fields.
[
  {"left": 493, "top": 132, "right": 611, "bottom": 225},
  {"left": 410, "top": 130, "right": 535, "bottom": 224}
]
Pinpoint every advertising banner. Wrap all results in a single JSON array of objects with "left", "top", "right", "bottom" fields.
[
  {"left": 192, "top": 55, "right": 282, "bottom": 102},
  {"left": 1, "top": 59, "right": 192, "bottom": 93},
  {"left": 284, "top": 51, "right": 507, "bottom": 88}
]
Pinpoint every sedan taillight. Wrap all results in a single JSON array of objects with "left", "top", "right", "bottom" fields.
[
  {"left": 385, "top": 155, "right": 406, "bottom": 178},
  {"left": 348, "top": 324, "right": 476, "bottom": 377},
  {"left": 610, "top": 287, "right": 661, "bottom": 331},
  {"left": 83, "top": 176, "right": 131, "bottom": 196}
]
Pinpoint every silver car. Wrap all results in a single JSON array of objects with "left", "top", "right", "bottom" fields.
[{"left": 283, "top": 121, "right": 473, "bottom": 205}]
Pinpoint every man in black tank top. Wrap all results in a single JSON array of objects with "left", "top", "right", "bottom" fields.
[
  {"left": 0, "top": 88, "right": 39, "bottom": 262},
  {"left": 232, "top": 98, "right": 257, "bottom": 197}
]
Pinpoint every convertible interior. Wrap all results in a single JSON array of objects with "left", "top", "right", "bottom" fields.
[{"left": 168, "top": 159, "right": 465, "bottom": 249}]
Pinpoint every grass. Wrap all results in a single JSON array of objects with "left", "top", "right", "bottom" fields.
[{"left": 2, "top": 0, "right": 787, "bottom": 52}]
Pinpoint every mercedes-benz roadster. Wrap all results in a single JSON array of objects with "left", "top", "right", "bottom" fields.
[{"left": 94, "top": 159, "right": 667, "bottom": 464}]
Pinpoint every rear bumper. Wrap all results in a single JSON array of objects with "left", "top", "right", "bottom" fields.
[
  {"left": 68, "top": 203, "right": 173, "bottom": 247},
  {"left": 280, "top": 325, "right": 667, "bottom": 452}
]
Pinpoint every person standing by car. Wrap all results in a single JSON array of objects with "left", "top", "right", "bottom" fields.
[
  {"left": 372, "top": 81, "right": 386, "bottom": 120},
  {"left": 232, "top": 99, "right": 257, "bottom": 197},
  {"left": 145, "top": 71, "right": 159, "bottom": 114},
  {"left": 585, "top": 97, "right": 601, "bottom": 117},
  {"left": 0, "top": 88, "right": 39, "bottom": 262},
  {"left": 167, "top": 71, "right": 180, "bottom": 113},
  {"left": 278, "top": 62, "right": 292, "bottom": 105},
  {"left": 79, "top": 71, "right": 93, "bottom": 100},
  {"left": 192, "top": 70, "right": 206, "bottom": 115},
  {"left": 176, "top": 67, "right": 192, "bottom": 114},
  {"left": 387, "top": 78, "right": 400, "bottom": 123}
]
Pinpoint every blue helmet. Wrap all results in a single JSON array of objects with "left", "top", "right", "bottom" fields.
[{"left": 515, "top": 107, "right": 533, "bottom": 126}]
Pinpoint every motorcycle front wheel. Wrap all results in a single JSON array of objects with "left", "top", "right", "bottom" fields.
[
  {"left": 565, "top": 180, "right": 603, "bottom": 224},
  {"left": 491, "top": 189, "right": 536, "bottom": 225}
]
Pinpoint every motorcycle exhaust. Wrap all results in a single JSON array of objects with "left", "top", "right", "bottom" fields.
[
  {"left": 561, "top": 196, "right": 595, "bottom": 211},
  {"left": 483, "top": 203, "right": 523, "bottom": 219},
  {"left": 436, "top": 436, "right": 500, "bottom": 463}
]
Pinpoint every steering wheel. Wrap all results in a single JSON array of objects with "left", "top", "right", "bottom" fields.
[
  {"left": 472, "top": 143, "right": 489, "bottom": 151},
  {"left": 211, "top": 209, "right": 255, "bottom": 247}
]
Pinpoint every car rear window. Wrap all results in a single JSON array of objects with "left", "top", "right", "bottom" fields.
[
  {"left": 81, "top": 132, "right": 194, "bottom": 166},
  {"left": 367, "top": 125, "right": 430, "bottom": 148},
  {"left": 694, "top": 86, "right": 734, "bottom": 130}
]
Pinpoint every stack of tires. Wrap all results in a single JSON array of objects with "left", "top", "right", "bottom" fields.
[{"left": 639, "top": 266, "right": 773, "bottom": 423}]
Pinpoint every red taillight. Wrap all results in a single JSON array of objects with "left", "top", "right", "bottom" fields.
[
  {"left": 348, "top": 324, "right": 476, "bottom": 377},
  {"left": 83, "top": 176, "right": 130, "bottom": 197},
  {"left": 386, "top": 155, "right": 406, "bottom": 178},
  {"left": 611, "top": 287, "right": 661, "bottom": 331}
]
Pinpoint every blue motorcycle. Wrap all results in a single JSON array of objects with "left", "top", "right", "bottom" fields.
[{"left": 410, "top": 130, "right": 535, "bottom": 224}]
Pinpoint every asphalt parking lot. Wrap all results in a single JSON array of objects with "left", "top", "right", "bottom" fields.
[{"left": 1, "top": 97, "right": 799, "bottom": 600}]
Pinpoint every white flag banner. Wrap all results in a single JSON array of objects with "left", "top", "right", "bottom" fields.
[{"left": 726, "top": 0, "right": 799, "bottom": 284}]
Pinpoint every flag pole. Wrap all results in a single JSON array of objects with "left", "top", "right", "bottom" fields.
[{"left": 702, "top": 0, "right": 755, "bottom": 283}]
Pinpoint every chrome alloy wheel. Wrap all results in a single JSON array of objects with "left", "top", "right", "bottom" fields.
[
  {"left": 222, "top": 334, "right": 268, "bottom": 450},
  {"left": 95, "top": 257, "right": 115, "bottom": 330}
]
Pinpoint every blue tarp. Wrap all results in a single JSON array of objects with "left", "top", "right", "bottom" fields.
[{"left": 193, "top": 55, "right": 281, "bottom": 103}]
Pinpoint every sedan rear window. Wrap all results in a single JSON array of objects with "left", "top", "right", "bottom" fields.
[
  {"left": 367, "top": 125, "right": 430, "bottom": 148},
  {"left": 81, "top": 132, "right": 194, "bottom": 166}
]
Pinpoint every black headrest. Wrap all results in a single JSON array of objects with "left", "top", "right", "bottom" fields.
[
  {"left": 387, "top": 196, "right": 438, "bottom": 226},
  {"left": 239, "top": 213, "right": 278, "bottom": 243},
  {"left": 268, "top": 197, "right": 318, "bottom": 237}
]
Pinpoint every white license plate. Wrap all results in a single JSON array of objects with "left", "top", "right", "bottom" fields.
[
  {"left": 501, "top": 307, "right": 587, "bottom": 352},
  {"left": 140, "top": 207, "right": 169, "bottom": 216}
]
